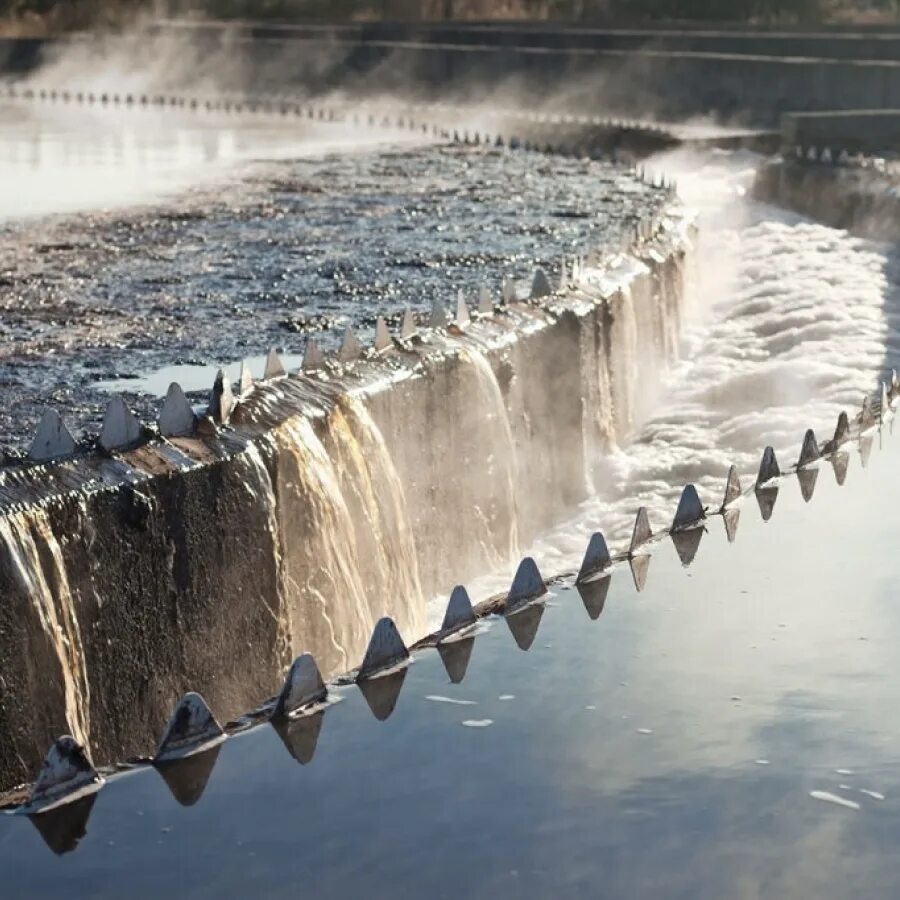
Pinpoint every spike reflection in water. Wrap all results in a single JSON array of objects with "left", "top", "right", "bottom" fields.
[
  {"left": 629, "top": 553, "right": 651, "bottom": 591},
  {"left": 577, "top": 574, "right": 611, "bottom": 620},
  {"left": 723, "top": 507, "right": 740, "bottom": 543},
  {"left": 832, "top": 450, "right": 850, "bottom": 486},
  {"left": 797, "top": 466, "right": 818, "bottom": 503},
  {"left": 505, "top": 601, "right": 545, "bottom": 651},
  {"left": 437, "top": 636, "right": 475, "bottom": 684},
  {"left": 272, "top": 710, "right": 324, "bottom": 765},
  {"left": 357, "top": 668, "right": 408, "bottom": 721},
  {"left": 28, "top": 794, "right": 96, "bottom": 856},
  {"left": 155, "top": 746, "right": 221, "bottom": 807}
]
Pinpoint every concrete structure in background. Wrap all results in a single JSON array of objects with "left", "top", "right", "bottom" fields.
[{"left": 782, "top": 109, "right": 900, "bottom": 153}]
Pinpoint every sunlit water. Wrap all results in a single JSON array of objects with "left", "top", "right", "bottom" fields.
[{"left": 458, "top": 147, "right": 900, "bottom": 611}]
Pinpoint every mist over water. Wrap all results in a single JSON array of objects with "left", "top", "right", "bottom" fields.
[{"left": 520, "top": 147, "right": 897, "bottom": 587}]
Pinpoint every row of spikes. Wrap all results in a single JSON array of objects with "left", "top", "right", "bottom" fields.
[
  {"left": 0, "top": 82, "right": 670, "bottom": 137},
  {"left": 24, "top": 242, "right": 664, "bottom": 463},
  {"left": 793, "top": 144, "right": 893, "bottom": 170},
  {"left": 21, "top": 380, "right": 895, "bottom": 821},
  {"left": 0, "top": 84, "right": 674, "bottom": 163}
]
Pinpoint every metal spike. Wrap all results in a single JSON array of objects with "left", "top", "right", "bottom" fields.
[
  {"left": 209, "top": 369, "right": 234, "bottom": 424},
  {"left": 833, "top": 411, "right": 850, "bottom": 445},
  {"left": 273, "top": 654, "right": 326, "bottom": 718},
  {"left": 441, "top": 585, "right": 475, "bottom": 635},
  {"left": 672, "top": 484, "right": 705, "bottom": 530},
  {"left": 302, "top": 338, "right": 325, "bottom": 372},
  {"left": 99, "top": 395, "right": 142, "bottom": 452},
  {"left": 430, "top": 298, "right": 449, "bottom": 329},
  {"left": 28, "top": 409, "right": 76, "bottom": 462},
  {"left": 264, "top": 348, "right": 286, "bottom": 380},
  {"left": 400, "top": 308, "right": 418, "bottom": 341},
  {"left": 506, "top": 556, "right": 547, "bottom": 613},
  {"left": 28, "top": 736, "right": 104, "bottom": 813},
  {"left": 478, "top": 285, "right": 493, "bottom": 315},
  {"left": 629, "top": 507, "right": 652, "bottom": 555},
  {"left": 798, "top": 429, "right": 820, "bottom": 467},
  {"left": 530, "top": 268, "right": 552, "bottom": 300},
  {"left": 158, "top": 382, "right": 196, "bottom": 438},
  {"left": 861, "top": 395, "right": 875, "bottom": 431},
  {"left": 238, "top": 361, "right": 253, "bottom": 396},
  {"left": 756, "top": 446, "right": 780, "bottom": 486},
  {"left": 455, "top": 290, "right": 471, "bottom": 328},
  {"left": 358, "top": 617, "right": 409, "bottom": 679},
  {"left": 501, "top": 276, "right": 516, "bottom": 304},
  {"left": 577, "top": 532, "right": 611, "bottom": 583},
  {"left": 339, "top": 327, "right": 363, "bottom": 363},
  {"left": 505, "top": 601, "right": 545, "bottom": 650},
  {"left": 374, "top": 316, "right": 392, "bottom": 352},
  {"left": 155, "top": 692, "right": 225, "bottom": 763},
  {"left": 722, "top": 465, "right": 742, "bottom": 508}
]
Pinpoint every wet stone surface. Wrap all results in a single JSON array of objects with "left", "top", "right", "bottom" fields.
[
  {"left": 0, "top": 140, "right": 665, "bottom": 449},
  {"left": 1, "top": 417, "right": 898, "bottom": 897}
]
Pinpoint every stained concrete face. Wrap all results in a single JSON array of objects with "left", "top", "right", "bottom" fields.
[{"left": 0, "top": 226, "right": 690, "bottom": 791}]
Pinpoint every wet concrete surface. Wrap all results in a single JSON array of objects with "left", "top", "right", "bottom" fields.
[
  {"left": 1, "top": 414, "right": 897, "bottom": 897},
  {"left": 0, "top": 103, "right": 666, "bottom": 451}
]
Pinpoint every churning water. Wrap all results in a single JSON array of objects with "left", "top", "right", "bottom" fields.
[{"left": 525, "top": 147, "right": 899, "bottom": 582}]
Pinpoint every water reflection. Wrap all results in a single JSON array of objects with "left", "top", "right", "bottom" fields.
[
  {"left": 576, "top": 573, "right": 611, "bottom": 620},
  {"left": 797, "top": 465, "right": 818, "bottom": 503},
  {"left": 436, "top": 636, "right": 476, "bottom": 684},
  {"left": 356, "top": 668, "right": 408, "bottom": 721},
  {"left": 670, "top": 525, "right": 704, "bottom": 567},
  {"left": 504, "top": 602, "right": 546, "bottom": 651},
  {"left": 271, "top": 711, "right": 325, "bottom": 766},
  {"left": 629, "top": 552, "right": 651, "bottom": 591},
  {"left": 755, "top": 484, "right": 779, "bottom": 522},
  {"left": 154, "top": 746, "right": 221, "bottom": 807},
  {"left": 27, "top": 794, "right": 96, "bottom": 856}
]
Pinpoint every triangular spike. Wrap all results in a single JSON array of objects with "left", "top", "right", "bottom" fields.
[
  {"left": 401, "top": 308, "right": 418, "bottom": 340},
  {"left": 797, "top": 466, "right": 818, "bottom": 503},
  {"left": 273, "top": 653, "right": 326, "bottom": 718},
  {"left": 722, "top": 464, "right": 742, "bottom": 508},
  {"left": 99, "top": 395, "right": 142, "bottom": 452},
  {"left": 209, "top": 369, "right": 234, "bottom": 424},
  {"left": 441, "top": 585, "right": 475, "bottom": 634},
  {"left": 429, "top": 297, "right": 448, "bottom": 329},
  {"left": 272, "top": 709, "right": 323, "bottom": 765},
  {"left": 338, "top": 327, "right": 362, "bottom": 363},
  {"left": 504, "top": 601, "right": 544, "bottom": 650},
  {"left": 302, "top": 338, "right": 325, "bottom": 371},
  {"left": 576, "top": 532, "right": 611, "bottom": 583},
  {"left": 455, "top": 290, "right": 470, "bottom": 328},
  {"left": 860, "top": 395, "right": 875, "bottom": 431},
  {"left": 155, "top": 692, "right": 225, "bottom": 763},
  {"left": 798, "top": 429, "right": 820, "bottom": 467},
  {"left": 358, "top": 617, "right": 409, "bottom": 679},
  {"left": 238, "top": 360, "right": 253, "bottom": 396},
  {"left": 530, "top": 268, "right": 552, "bottom": 300},
  {"left": 357, "top": 667, "right": 407, "bottom": 720},
  {"left": 437, "top": 636, "right": 475, "bottom": 684},
  {"left": 723, "top": 507, "right": 740, "bottom": 543},
  {"left": 558, "top": 259, "right": 568, "bottom": 291},
  {"left": 756, "top": 446, "right": 780, "bottom": 486},
  {"left": 264, "top": 348, "right": 286, "bottom": 380},
  {"left": 501, "top": 277, "right": 516, "bottom": 304},
  {"left": 576, "top": 574, "right": 610, "bottom": 620},
  {"left": 154, "top": 744, "right": 221, "bottom": 807},
  {"left": 28, "top": 409, "right": 76, "bottom": 462},
  {"left": 374, "top": 316, "right": 392, "bottom": 352},
  {"left": 755, "top": 485, "right": 778, "bottom": 522},
  {"left": 29, "top": 737, "right": 104, "bottom": 813},
  {"left": 672, "top": 484, "right": 705, "bottom": 530},
  {"left": 629, "top": 507, "right": 652, "bottom": 555},
  {"left": 629, "top": 553, "right": 651, "bottom": 591},
  {"left": 159, "top": 383, "right": 195, "bottom": 438},
  {"left": 478, "top": 285, "right": 493, "bottom": 314},
  {"left": 506, "top": 556, "right": 547, "bottom": 612},
  {"left": 833, "top": 411, "right": 850, "bottom": 445},
  {"left": 671, "top": 526, "right": 704, "bottom": 567}
]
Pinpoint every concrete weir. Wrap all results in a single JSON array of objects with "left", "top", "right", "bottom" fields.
[{"left": 0, "top": 206, "right": 692, "bottom": 790}]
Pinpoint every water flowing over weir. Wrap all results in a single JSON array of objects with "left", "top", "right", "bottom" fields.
[{"left": 0, "top": 203, "right": 692, "bottom": 789}]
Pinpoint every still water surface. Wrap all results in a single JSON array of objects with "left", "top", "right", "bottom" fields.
[{"left": 1, "top": 421, "right": 897, "bottom": 897}]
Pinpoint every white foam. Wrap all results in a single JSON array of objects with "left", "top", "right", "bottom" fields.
[
  {"left": 860, "top": 789, "right": 886, "bottom": 801},
  {"left": 810, "top": 790, "right": 860, "bottom": 811},
  {"left": 461, "top": 719, "right": 494, "bottom": 728},
  {"left": 425, "top": 695, "right": 477, "bottom": 706}
]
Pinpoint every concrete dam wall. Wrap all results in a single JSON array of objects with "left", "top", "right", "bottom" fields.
[{"left": 0, "top": 209, "right": 692, "bottom": 790}]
